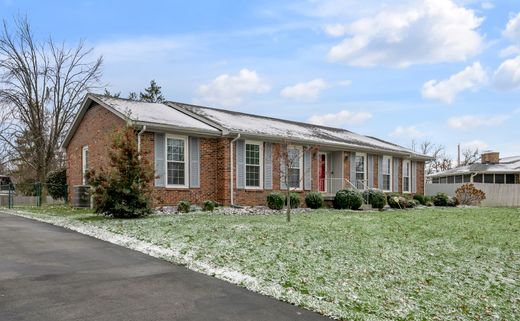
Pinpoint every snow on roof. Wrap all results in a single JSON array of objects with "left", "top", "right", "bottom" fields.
[
  {"left": 170, "top": 102, "right": 427, "bottom": 157},
  {"left": 92, "top": 95, "right": 220, "bottom": 134},
  {"left": 428, "top": 156, "right": 520, "bottom": 177}
]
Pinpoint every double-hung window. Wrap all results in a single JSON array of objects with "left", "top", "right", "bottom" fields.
[
  {"left": 245, "top": 141, "right": 263, "bottom": 188},
  {"left": 402, "top": 160, "right": 410, "bottom": 193},
  {"left": 288, "top": 146, "right": 303, "bottom": 189},
  {"left": 382, "top": 156, "right": 392, "bottom": 191},
  {"left": 82, "top": 145, "right": 89, "bottom": 185},
  {"left": 166, "top": 135, "right": 188, "bottom": 187},
  {"left": 355, "top": 153, "right": 366, "bottom": 189}
]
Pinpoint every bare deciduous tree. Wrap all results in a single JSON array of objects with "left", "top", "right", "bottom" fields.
[
  {"left": 412, "top": 140, "right": 453, "bottom": 175},
  {"left": 0, "top": 17, "right": 103, "bottom": 182},
  {"left": 459, "top": 147, "right": 480, "bottom": 166},
  {"left": 279, "top": 141, "right": 315, "bottom": 222}
]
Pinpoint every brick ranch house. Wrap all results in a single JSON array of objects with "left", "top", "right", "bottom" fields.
[{"left": 62, "top": 94, "right": 432, "bottom": 207}]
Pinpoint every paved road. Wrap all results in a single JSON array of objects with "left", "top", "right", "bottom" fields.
[{"left": 0, "top": 212, "right": 330, "bottom": 321}]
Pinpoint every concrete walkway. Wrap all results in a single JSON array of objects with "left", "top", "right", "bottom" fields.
[{"left": 0, "top": 212, "right": 330, "bottom": 321}]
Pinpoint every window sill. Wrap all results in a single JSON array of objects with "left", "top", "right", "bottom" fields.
[
  {"left": 243, "top": 188, "right": 265, "bottom": 192},
  {"left": 164, "top": 185, "right": 189, "bottom": 190}
]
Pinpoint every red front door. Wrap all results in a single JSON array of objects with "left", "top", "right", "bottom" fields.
[{"left": 319, "top": 154, "right": 326, "bottom": 192}]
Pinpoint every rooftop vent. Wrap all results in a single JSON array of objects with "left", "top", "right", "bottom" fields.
[{"left": 481, "top": 151, "right": 500, "bottom": 164}]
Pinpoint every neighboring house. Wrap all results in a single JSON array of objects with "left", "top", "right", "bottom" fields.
[
  {"left": 425, "top": 151, "right": 520, "bottom": 207},
  {"left": 62, "top": 94, "right": 431, "bottom": 206},
  {"left": 428, "top": 151, "right": 520, "bottom": 185}
]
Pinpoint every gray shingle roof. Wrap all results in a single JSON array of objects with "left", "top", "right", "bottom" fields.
[
  {"left": 428, "top": 157, "right": 520, "bottom": 177},
  {"left": 64, "top": 93, "right": 432, "bottom": 160},
  {"left": 169, "top": 101, "right": 430, "bottom": 159}
]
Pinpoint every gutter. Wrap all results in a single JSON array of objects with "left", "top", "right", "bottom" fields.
[
  {"left": 137, "top": 125, "right": 147, "bottom": 159},
  {"left": 230, "top": 133, "right": 241, "bottom": 206}
]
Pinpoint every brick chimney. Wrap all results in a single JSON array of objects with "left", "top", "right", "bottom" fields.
[{"left": 481, "top": 151, "right": 500, "bottom": 164}]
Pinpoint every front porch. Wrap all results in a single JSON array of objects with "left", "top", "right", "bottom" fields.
[{"left": 316, "top": 150, "right": 368, "bottom": 197}]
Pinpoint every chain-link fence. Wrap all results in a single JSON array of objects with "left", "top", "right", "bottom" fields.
[{"left": 0, "top": 182, "right": 68, "bottom": 208}]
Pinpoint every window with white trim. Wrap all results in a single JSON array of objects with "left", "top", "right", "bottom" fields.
[
  {"left": 166, "top": 135, "right": 188, "bottom": 187},
  {"left": 382, "top": 156, "right": 392, "bottom": 191},
  {"left": 82, "top": 145, "right": 89, "bottom": 185},
  {"left": 288, "top": 146, "right": 303, "bottom": 189},
  {"left": 245, "top": 141, "right": 263, "bottom": 188},
  {"left": 355, "top": 153, "right": 366, "bottom": 189},
  {"left": 402, "top": 159, "right": 410, "bottom": 192}
]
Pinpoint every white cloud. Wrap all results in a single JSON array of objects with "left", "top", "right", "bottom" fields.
[
  {"left": 503, "top": 12, "right": 520, "bottom": 41},
  {"left": 480, "top": 2, "right": 494, "bottom": 10},
  {"left": 280, "top": 79, "right": 327, "bottom": 101},
  {"left": 422, "top": 62, "right": 487, "bottom": 103},
  {"left": 296, "top": 0, "right": 387, "bottom": 19},
  {"left": 307, "top": 110, "right": 372, "bottom": 127},
  {"left": 447, "top": 114, "right": 508, "bottom": 130},
  {"left": 493, "top": 55, "right": 520, "bottom": 91},
  {"left": 389, "top": 126, "right": 425, "bottom": 138},
  {"left": 499, "top": 45, "right": 520, "bottom": 58},
  {"left": 326, "top": 0, "right": 484, "bottom": 67},
  {"left": 338, "top": 80, "right": 352, "bottom": 86},
  {"left": 94, "top": 37, "right": 181, "bottom": 63},
  {"left": 461, "top": 140, "right": 488, "bottom": 151},
  {"left": 196, "top": 69, "right": 270, "bottom": 107}
]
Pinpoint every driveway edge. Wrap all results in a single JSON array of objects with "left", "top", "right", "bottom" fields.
[{"left": 1, "top": 210, "right": 336, "bottom": 320}]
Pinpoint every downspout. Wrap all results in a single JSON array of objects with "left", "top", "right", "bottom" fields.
[
  {"left": 137, "top": 125, "right": 147, "bottom": 159},
  {"left": 230, "top": 133, "right": 241, "bottom": 206}
]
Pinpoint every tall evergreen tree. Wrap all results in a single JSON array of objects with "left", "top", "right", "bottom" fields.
[
  {"left": 87, "top": 124, "right": 155, "bottom": 218},
  {"left": 139, "top": 80, "right": 165, "bottom": 103}
]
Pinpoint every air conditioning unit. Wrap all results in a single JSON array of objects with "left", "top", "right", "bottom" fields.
[{"left": 72, "top": 185, "right": 91, "bottom": 209}]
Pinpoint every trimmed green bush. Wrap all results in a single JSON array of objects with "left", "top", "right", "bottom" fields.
[
  {"left": 267, "top": 192, "right": 284, "bottom": 210},
  {"left": 432, "top": 193, "right": 449, "bottom": 207},
  {"left": 363, "top": 189, "right": 387, "bottom": 209},
  {"left": 177, "top": 200, "right": 191, "bottom": 213},
  {"left": 334, "top": 189, "right": 363, "bottom": 210},
  {"left": 413, "top": 194, "right": 426, "bottom": 205},
  {"left": 285, "top": 192, "right": 301, "bottom": 208},
  {"left": 305, "top": 192, "right": 324, "bottom": 209},
  {"left": 203, "top": 200, "right": 216, "bottom": 212}
]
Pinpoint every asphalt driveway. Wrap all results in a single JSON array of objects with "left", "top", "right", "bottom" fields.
[{"left": 0, "top": 211, "right": 330, "bottom": 321}]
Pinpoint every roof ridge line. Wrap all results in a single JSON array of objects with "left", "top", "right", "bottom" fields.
[{"left": 167, "top": 100, "right": 360, "bottom": 135}]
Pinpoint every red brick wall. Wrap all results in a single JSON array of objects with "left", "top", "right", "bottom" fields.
[
  {"left": 66, "top": 104, "right": 125, "bottom": 201},
  {"left": 67, "top": 103, "right": 429, "bottom": 206},
  {"left": 416, "top": 161, "right": 425, "bottom": 195},
  {"left": 144, "top": 134, "right": 222, "bottom": 206},
  {"left": 232, "top": 143, "right": 318, "bottom": 207}
]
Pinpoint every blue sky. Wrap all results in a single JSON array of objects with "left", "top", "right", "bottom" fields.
[{"left": 2, "top": 0, "right": 520, "bottom": 158}]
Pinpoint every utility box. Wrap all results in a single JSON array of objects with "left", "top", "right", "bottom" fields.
[{"left": 72, "top": 185, "right": 91, "bottom": 208}]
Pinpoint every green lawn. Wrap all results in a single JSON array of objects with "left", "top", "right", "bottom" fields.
[{"left": 14, "top": 206, "right": 520, "bottom": 320}]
